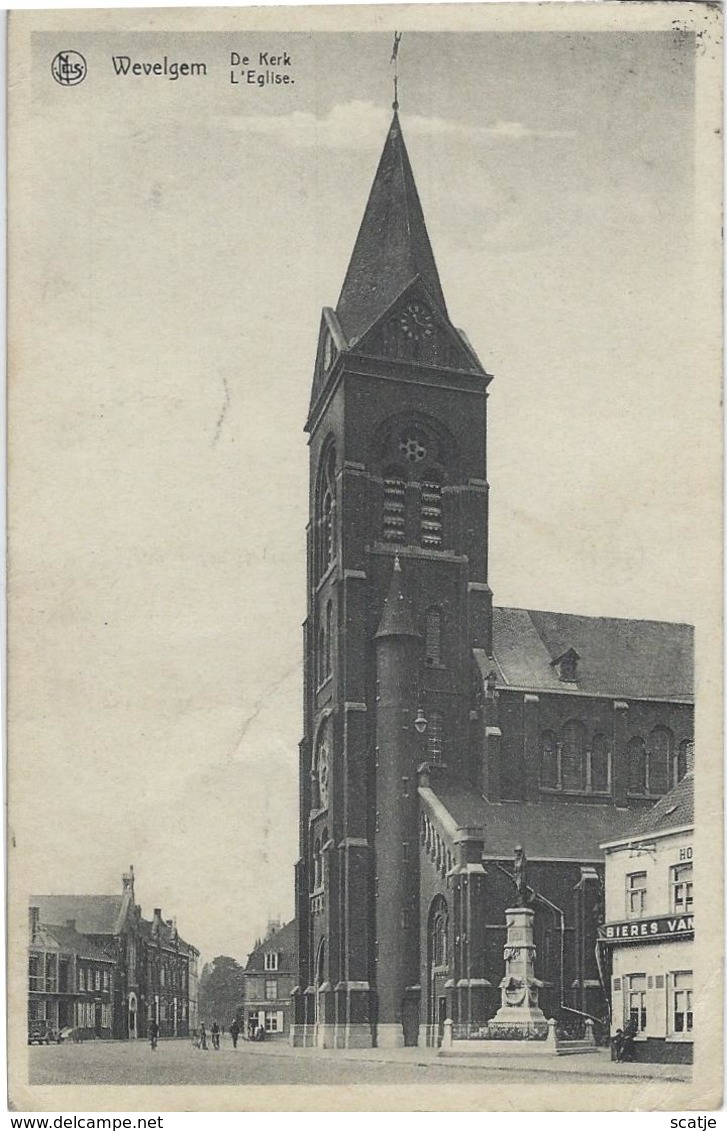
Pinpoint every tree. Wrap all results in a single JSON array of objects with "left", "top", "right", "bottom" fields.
[{"left": 198, "top": 955, "right": 246, "bottom": 1027}]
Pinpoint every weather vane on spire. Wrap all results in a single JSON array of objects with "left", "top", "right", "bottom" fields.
[{"left": 391, "top": 31, "right": 402, "bottom": 111}]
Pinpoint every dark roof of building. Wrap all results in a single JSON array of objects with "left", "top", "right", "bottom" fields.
[
  {"left": 603, "top": 773, "right": 694, "bottom": 844},
  {"left": 42, "top": 924, "right": 114, "bottom": 962},
  {"left": 245, "top": 919, "right": 297, "bottom": 972},
  {"left": 424, "top": 775, "right": 638, "bottom": 862},
  {"left": 335, "top": 113, "right": 447, "bottom": 344},
  {"left": 375, "top": 556, "right": 421, "bottom": 639},
  {"left": 31, "top": 895, "right": 126, "bottom": 936},
  {"left": 483, "top": 607, "right": 693, "bottom": 701}
]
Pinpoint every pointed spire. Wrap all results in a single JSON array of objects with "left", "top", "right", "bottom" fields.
[
  {"left": 335, "top": 113, "right": 448, "bottom": 344},
  {"left": 375, "top": 556, "right": 421, "bottom": 639}
]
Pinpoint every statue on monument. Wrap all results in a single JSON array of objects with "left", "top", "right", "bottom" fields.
[{"left": 513, "top": 845, "right": 530, "bottom": 906}]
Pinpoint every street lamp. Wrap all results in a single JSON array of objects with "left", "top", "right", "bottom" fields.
[{"left": 414, "top": 705, "right": 427, "bottom": 734}]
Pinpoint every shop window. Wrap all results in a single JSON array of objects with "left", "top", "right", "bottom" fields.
[
  {"left": 625, "top": 973, "right": 647, "bottom": 1032},
  {"left": 672, "top": 971, "right": 693, "bottom": 1033},
  {"left": 671, "top": 863, "right": 693, "bottom": 915},
  {"left": 626, "top": 871, "right": 647, "bottom": 918}
]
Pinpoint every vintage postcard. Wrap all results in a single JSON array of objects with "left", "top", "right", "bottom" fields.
[{"left": 7, "top": 2, "right": 723, "bottom": 1113}]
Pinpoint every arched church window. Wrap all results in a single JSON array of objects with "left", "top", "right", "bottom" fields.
[
  {"left": 427, "top": 711, "right": 444, "bottom": 763},
  {"left": 429, "top": 895, "right": 449, "bottom": 969},
  {"left": 312, "top": 837, "right": 321, "bottom": 890},
  {"left": 316, "top": 445, "right": 337, "bottom": 578},
  {"left": 420, "top": 473, "right": 443, "bottom": 548},
  {"left": 561, "top": 720, "right": 586, "bottom": 792},
  {"left": 628, "top": 736, "right": 647, "bottom": 795},
  {"left": 540, "top": 730, "right": 560, "bottom": 790},
  {"left": 382, "top": 467, "right": 406, "bottom": 543},
  {"left": 590, "top": 733, "right": 611, "bottom": 794},
  {"left": 317, "top": 623, "right": 326, "bottom": 687},
  {"left": 675, "top": 739, "right": 692, "bottom": 785},
  {"left": 648, "top": 726, "right": 672, "bottom": 795},
  {"left": 425, "top": 608, "right": 442, "bottom": 666},
  {"left": 325, "top": 601, "right": 332, "bottom": 678}
]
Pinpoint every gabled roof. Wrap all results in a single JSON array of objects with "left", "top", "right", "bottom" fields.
[
  {"left": 605, "top": 773, "right": 694, "bottom": 844},
  {"left": 422, "top": 776, "right": 637, "bottom": 863},
  {"left": 245, "top": 919, "right": 297, "bottom": 972},
  {"left": 42, "top": 924, "right": 114, "bottom": 963},
  {"left": 335, "top": 112, "right": 447, "bottom": 344},
  {"left": 484, "top": 607, "right": 694, "bottom": 701},
  {"left": 30, "top": 895, "right": 126, "bottom": 936}
]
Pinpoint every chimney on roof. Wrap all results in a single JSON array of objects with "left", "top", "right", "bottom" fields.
[
  {"left": 685, "top": 740, "right": 695, "bottom": 774},
  {"left": 122, "top": 865, "right": 135, "bottom": 896},
  {"left": 66, "top": 919, "right": 76, "bottom": 932},
  {"left": 29, "top": 906, "right": 40, "bottom": 941}
]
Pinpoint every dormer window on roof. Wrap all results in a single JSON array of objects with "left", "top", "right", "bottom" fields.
[{"left": 552, "top": 647, "right": 580, "bottom": 683}]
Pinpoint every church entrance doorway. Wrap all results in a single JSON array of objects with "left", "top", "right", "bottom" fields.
[
  {"left": 127, "top": 993, "right": 138, "bottom": 1039},
  {"left": 402, "top": 998, "right": 419, "bottom": 1046}
]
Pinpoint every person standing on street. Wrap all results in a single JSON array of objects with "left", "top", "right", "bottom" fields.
[
  {"left": 199, "top": 1022, "right": 208, "bottom": 1050},
  {"left": 211, "top": 1021, "right": 220, "bottom": 1050},
  {"left": 149, "top": 1017, "right": 159, "bottom": 1051},
  {"left": 230, "top": 1018, "right": 240, "bottom": 1049}
]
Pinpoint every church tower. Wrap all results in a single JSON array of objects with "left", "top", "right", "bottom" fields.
[{"left": 293, "top": 111, "right": 493, "bottom": 1049}]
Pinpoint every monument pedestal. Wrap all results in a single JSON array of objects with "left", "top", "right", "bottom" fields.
[{"left": 489, "top": 905, "right": 548, "bottom": 1037}]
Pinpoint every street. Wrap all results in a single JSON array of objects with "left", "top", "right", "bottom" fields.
[{"left": 29, "top": 1036, "right": 692, "bottom": 1088}]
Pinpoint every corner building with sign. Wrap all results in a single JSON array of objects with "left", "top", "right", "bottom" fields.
[
  {"left": 599, "top": 765, "right": 694, "bottom": 1063},
  {"left": 292, "top": 110, "right": 695, "bottom": 1049}
]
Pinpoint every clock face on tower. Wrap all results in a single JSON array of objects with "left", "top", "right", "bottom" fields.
[{"left": 398, "top": 301, "right": 434, "bottom": 341}]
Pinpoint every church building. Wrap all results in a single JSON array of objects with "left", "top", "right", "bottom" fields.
[{"left": 292, "top": 110, "right": 694, "bottom": 1049}]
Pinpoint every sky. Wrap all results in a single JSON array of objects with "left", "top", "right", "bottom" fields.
[{"left": 11, "top": 21, "right": 716, "bottom": 966}]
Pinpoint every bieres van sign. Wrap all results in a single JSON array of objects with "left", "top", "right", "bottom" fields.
[{"left": 598, "top": 915, "right": 694, "bottom": 944}]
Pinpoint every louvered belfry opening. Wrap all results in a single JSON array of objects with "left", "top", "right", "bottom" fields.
[{"left": 382, "top": 468, "right": 406, "bottom": 544}]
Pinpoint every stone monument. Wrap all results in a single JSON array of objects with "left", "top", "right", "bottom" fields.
[{"left": 489, "top": 847, "right": 548, "bottom": 1037}]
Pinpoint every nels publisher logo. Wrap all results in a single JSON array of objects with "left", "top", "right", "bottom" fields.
[{"left": 51, "top": 50, "right": 87, "bottom": 86}]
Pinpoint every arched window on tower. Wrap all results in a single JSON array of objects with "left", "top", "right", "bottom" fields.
[
  {"left": 628, "top": 736, "right": 647, "bottom": 795},
  {"left": 590, "top": 733, "right": 611, "bottom": 794},
  {"left": 648, "top": 726, "right": 672, "bottom": 795},
  {"left": 382, "top": 467, "right": 406, "bottom": 543},
  {"left": 561, "top": 720, "right": 586, "bottom": 792},
  {"left": 317, "top": 623, "right": 326, "bottom": 686},
  {"left": 540, "top": 730, "right": 560, "bottom": 790},
  {"left": 420, "top": 472, "right": 443, "bottom": 549},
  {"left": 325, "top": 601, "right": 332, "bottom": 679},
  {"left": 316, "top": 445, "right": 337, "bottom": 578},
  {"left": 427, "top": 711, "right": 444, "bottom": 764},
  {"left": 425, "top": 608, "right": 442, "bottom": 666}
]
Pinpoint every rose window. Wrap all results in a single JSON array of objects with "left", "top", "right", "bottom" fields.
[{"left": 400, "top": 436, "right": 426, "bottom": 462}]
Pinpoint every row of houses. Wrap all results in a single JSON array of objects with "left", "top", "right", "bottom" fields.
[{"left": 29, "top": 868, "right": 199, "bottom": 1041}]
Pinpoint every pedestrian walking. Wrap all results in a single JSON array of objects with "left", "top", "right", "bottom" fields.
[
  {"left": 211, "top": 1021, "right": 220, "bottom": 1050},
  {"left": 199, "top": 1022, "right": 208, "bottom": 1050},
  {"left": 149, "top": 1018, "right": 159, "bottom": 1051},
  {"left": 230, "top": 1018, "right": 240, "bottom": 1049}
]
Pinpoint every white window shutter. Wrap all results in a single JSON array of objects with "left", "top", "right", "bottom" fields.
[{"left": 277, "top": 1011, "right": 284, "bottom": 1031}]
